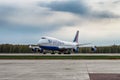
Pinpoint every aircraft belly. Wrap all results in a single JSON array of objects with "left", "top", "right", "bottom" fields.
[{"left": 39, "top": 46, "right": 59, "bottom": 50}]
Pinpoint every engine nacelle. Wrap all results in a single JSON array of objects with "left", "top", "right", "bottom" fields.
[
  {"left": 73, "top": 47, "right": 79, "bottom": 53},
  {"left": 38, "top": 48, "right": 43, "bottom": 53},
  {"left": 32, "top": 48, "right": 43, "bottom": 53},
  {"left": 91, "top": 46, "right": 97, "bottom": 52},
  {"left": 32, "top": 48, "right": 37, "bottom": 52}
]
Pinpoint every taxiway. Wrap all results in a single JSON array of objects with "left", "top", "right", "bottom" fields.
[{"left": 0, "top": 60, "right": 120, "bottom": 80}]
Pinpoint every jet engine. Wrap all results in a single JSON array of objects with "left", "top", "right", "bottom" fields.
[
  {"left": 32, "top": 48, "right": 37, "bottom": 52},
  {"left": 73, "top": 47, "right": 79, "bottom": 53},
  {"left": 91, "top": 46, "right": 97, "bottom": 52},
  {"left": 38, "top": 48, "right": 43, "bottom": 53}
]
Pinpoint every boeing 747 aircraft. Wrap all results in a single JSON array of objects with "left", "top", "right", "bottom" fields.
[{"left": 29, "top": 31, "right": 96, "bottom": 54}]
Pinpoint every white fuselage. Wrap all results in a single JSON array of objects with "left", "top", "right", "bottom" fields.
[
  {"left": 29, "top": 30, "right": 96, "bottom": 53},
  {"left": 37, "top": 36, "right": 78, "bottom": 50}
]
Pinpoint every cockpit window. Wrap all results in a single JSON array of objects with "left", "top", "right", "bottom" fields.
[{"left": 41, "top": 37, "right": 46, "bottom": 39}]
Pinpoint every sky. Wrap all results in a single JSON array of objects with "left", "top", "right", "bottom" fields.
[{"left": 0, "top": 0, "right": 120, "bottom": 46}]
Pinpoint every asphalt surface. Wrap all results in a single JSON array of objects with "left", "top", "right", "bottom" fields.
[
  {"left": 0, "top": 60, "right": 120, "bottom": 80},
  {"left": 0, "top": 53, "right": 120, "bottom": 56},
  {"left": 89, "top": 73, "right": 120, "bottom": 80}
]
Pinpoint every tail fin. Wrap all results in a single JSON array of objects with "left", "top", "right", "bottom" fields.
[{"left": 73, "top": 30, "right": 79, "bottom": 43}]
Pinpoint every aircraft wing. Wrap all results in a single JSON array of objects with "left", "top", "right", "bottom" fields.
[
  {"left": 29, "top": 45, "right": 39, "bottom": 49},
  {"left": 77, "top": 43, "right": 91, "bottom": 46}
]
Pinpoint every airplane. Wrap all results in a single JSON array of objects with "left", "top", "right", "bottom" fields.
[{"left": 29, "top": 30, "right": 97, "bottom": 54}]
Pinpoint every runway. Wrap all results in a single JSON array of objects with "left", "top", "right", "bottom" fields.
[
  {"left": 0, "top": 60, "right": 120, "bottom": 80},
  {"left": 0, "top": 53, "right": 120, "bottom": 56}
]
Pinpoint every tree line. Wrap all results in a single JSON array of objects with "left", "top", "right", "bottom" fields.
[
  {"left": 0, "top": 44, "right": 32, "bottom": 53},
  {"left": 0, "top": 44, "right": 120, "bottom": 53},
  {"left": 79, "top": 45, "right": 120, "bottom": 53}
]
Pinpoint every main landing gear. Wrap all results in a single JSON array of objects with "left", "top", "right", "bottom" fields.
[{"left": 35, "top": 49, "right": 71, "bottom": 54}]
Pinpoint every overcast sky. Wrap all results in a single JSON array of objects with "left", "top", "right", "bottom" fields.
[{"left": 0, "top": 0, "right": 120, "bottom": 46}]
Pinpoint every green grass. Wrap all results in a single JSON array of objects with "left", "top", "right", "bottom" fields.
[{"left": 0, "top": 55, "right": 120, "bottom": 59}]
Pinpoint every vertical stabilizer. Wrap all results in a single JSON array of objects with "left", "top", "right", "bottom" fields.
[{"left": 73, "top": 30, "right": 79, "bottom": 43}]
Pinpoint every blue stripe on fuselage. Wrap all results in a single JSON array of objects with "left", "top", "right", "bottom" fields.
[{"left": 39, "top": 46, "right": 59, "bottom": 50}]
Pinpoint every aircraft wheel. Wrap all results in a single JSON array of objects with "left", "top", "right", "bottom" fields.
[
  {"left": 58, "top": 52, "right": 61, "bottom": 54},
  {"left": 43, "top": 52, "right": 46, "bottom": 54},
  {"left": 67, "top": 52, "right": 71, "bottom": 54},
  {"left": 51, "top": 52, "right": 55, "bottom": 54},
  {"left": 63, "top": 51, "right": 71, "bottom": 54},
  {"left": 63, "top": 52, "right": 67, "bottom": 54}
]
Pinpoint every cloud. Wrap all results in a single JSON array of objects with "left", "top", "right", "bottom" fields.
[
  {"left": 0, "top": 0, "right": 120, "bottom": 45},
  {"left": 112, "top": 0, "right": 120, "bottom": 4},
  {"left": 0, "top": 5, "right": 16, "bottom": 16},
  {"left": 40, "top": 0, "right": 89, "bottom": 16},
  {"left": 38, "top": 0, "right": 120, "bottom": 19},
  {"left": 39, "top": 0, "right": 89, "bottom": 15},
  {"left": 92, "top": 11, "right": 120, "bottom": 19},
  {"left": 0, "top": 2, "right": 81, "bottom": 44},
  {"left": 0, "top": 3, "right": 80, "bottom": 34}
]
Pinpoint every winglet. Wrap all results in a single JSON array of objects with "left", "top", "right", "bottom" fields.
[{"left": 73, "top": 30, "right": 79, "bottom": 43}]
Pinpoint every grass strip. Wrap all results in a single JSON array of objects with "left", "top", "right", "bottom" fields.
[{"left": 0, "top": 55, "right": 120, "bottom": 59}]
